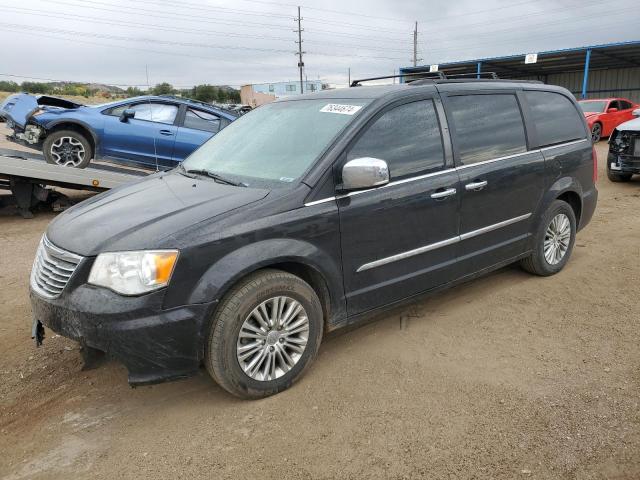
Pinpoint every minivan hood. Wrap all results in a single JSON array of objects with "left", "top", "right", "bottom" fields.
[{"left": 47, "top": 171, "right": 269, "bottom": 256}]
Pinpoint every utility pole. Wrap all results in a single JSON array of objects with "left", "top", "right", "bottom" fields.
[
  {"left": 413, "top": 22, "right": 418, "bottom": 67},
  {"left": 348, "top": 67, "right": 350, "bottom": 87},
  {"left": 295, "top": 6, "right": 304, "bottom": 94}
]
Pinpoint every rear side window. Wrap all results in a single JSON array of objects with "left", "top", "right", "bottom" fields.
[
  {"left": 448, "top": 94, "right": 527, "bottom": 165},
  {"left": 184, "top": 108, "right": 221, "bottom": 133},
  {"left": 347, "top": 100, "right": 444, "bottom": 180},
  {"left": 524, "top": 91, "right": 586, "bottom": 147},
  {"left": 619, "top": 100, "right": 633, "bottom": 110}
]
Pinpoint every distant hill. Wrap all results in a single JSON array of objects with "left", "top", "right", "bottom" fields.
[{"left": 47, "top": 82, "right": 125, "bottom": 94}]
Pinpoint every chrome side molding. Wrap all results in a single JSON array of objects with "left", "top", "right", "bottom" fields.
[{"left": 356, "top": 213, "right": 531, "bottom": 273}]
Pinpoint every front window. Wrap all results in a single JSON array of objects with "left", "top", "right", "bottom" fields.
[
  {"left": 182, "top": 99, "right": 369, "bottom": 188},
  {"left": 579, "top": 100, "right": 607, "bottom": 113}
]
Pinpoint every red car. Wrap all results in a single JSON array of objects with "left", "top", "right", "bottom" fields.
[{"left": 578, "top": 98, "right": 639, "bottom": 142}]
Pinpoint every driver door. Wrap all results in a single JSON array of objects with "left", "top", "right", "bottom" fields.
[{"left": 337, "top": 97, "right": 460, "bottom": 316}]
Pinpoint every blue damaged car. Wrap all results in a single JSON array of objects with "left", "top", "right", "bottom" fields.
[{"left": 1, "top": 94, "right": 238, "bottom": 169}]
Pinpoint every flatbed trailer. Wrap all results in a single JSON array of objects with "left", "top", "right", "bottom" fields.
[{"left": 0, "top": 147, "right": 152, "bottom": 218}]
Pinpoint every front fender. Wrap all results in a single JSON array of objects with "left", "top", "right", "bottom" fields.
[
  {"left": 187, "top": 238, "right": 346, "bottom": 326},
  {"left": 41, "top": 118, "right": 101, "bottom": 153}
]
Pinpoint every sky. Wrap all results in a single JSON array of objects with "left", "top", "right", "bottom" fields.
[{"left": 0, "top": 0, "right": 638, "bottom": 89}]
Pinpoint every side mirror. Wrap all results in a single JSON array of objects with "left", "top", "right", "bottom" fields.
[
  {"left": 119, "top": 108, "right": 135, "bottom": 122},
  {"left": 632, "top": 108, "right": 640, "bottom": 117},
  {"left": 341, "top": 157, "right": 389, "bottom": 190},
  {"left": 606, "top": 107, "right": 618, "bottom": 113}
]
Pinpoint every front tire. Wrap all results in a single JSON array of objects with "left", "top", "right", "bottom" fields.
[
  {"left": 205, "top": 269, "right": 324, "bottom": 399},
  {"left": 520, "top": 200, "right": 576, "bottom": 276},
  {"left": 43, "top": 130, "right": 92, "bottom": 168},
  {"left": 606, "top": 163, "right": 632, "bottom": 182}
]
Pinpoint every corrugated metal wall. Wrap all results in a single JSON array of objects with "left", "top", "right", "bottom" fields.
[
  {"left": 504, "top": 67, "right": 640, "bottom": 102},
  {"left": 546, "top": 67, "right": 640, "bottom": 102}
]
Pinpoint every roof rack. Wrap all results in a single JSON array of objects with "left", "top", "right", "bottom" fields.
[
  {"left": 445, "top": 72, "right": 499, "bottom": 79},
  {"left": 350, "top": 71, "right": 445, "bottom": 87}
]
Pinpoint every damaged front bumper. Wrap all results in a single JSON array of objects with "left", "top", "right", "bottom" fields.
[
  {"left": 15, "top": 123, "right": 45, "bottom": 145},
  {"left": 30, "top": 285, "right": 217, "bottom": 386}
]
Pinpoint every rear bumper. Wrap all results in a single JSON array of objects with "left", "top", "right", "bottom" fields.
[{"left": 30, "top": 286, "right": 216, "bottom": 386}]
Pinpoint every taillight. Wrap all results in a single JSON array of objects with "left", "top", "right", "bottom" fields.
[{"left": 592, "top": 145, "right": 598, "bottom": 182}]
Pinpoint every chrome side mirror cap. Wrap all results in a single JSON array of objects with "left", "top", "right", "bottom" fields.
[
  {"left": 632, "top": 108, "right": 640, "bottom": 117},
  {"left": 341, "top": 157, "right": 389, "bottom": 191}
]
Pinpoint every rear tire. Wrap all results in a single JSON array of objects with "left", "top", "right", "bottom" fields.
[
  {"left": 590, "top": 123, "right": 602, "bottom": 143},
  {"left": 520, "top": 200, "right": 576, "bottom": 277},
  {"left": 43, "top": 130, "right": 92, "bottom": 168},
  {"left": 205, "top": 269, "right": 323, "bottom": 399}
]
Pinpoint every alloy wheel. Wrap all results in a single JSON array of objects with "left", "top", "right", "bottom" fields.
[
  {"left": 544, "top": 213, "right": 571, "bottom": 265},
  {"left": 591, "top": 124, "right": 601, "bottom": 142},
  {"left": 50, "top": 136, "right": 86, "bottom": 167},
  {"left": 236, "top": 296, "right": 309, "bottom": 381}
]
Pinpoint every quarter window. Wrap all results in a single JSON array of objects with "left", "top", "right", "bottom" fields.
[
  {"left": 183, "top": 108, "right": 221, "bottom": 133},
  {"left": 448, "top": 94, "right": 527, "bottom": 165},
  {"left": 524, "top": 91, "right": 586, "bottom": 147},
  {"left": 347, "top": 100, "right": 444, "bottom": 180},
  {"left": 129, "top": 103, "right": 178, "bottom": 124}
]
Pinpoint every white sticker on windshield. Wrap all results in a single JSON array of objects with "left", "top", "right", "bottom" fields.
[{"left": 320, "top": 104, "right": 362, "bottom": 115}]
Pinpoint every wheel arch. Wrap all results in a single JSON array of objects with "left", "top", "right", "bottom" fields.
[
  {"left": 187, "top": 239, "right": 346, "bottom": 334},
  {"left": 533, "top": 177, "right": 584, "bottom": 238},
  {"left": 45, "top": 120, "right": 98, "bottom": 156}
]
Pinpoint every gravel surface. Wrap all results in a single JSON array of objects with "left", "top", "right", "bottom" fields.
[{"left": 0, "top": 138, "right": 639, "bottom": 479}]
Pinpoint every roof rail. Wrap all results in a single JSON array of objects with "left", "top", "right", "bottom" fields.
[
  {"left": 350, "top": 71, "right": 445, "bottom": 87},
  {"left": 445, "top": 71, "right": 499, "bottom": 79}
]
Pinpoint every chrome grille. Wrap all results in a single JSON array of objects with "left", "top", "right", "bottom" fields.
[{"left": 30, "top": 236, "right": 83, "bottom": 298}]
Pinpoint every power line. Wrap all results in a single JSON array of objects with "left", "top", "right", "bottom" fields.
[
  {"left": 44, "top": 0, "right": 295, "bottom": 31},
  {"left": 0, "top": 7, "right": 412, "bottom": 53},
  {"left": 0, "top": 23, "right": 295, "bottom": 54},
  {"left": 0, "top": 27, "right": 294, "bottom": 69},
  {"left": 0, "top": 6, "right": 294, "bottom": 42}
]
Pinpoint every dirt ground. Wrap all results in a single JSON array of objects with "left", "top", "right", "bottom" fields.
[{"left": 0, "top": 138, "right": 639, "bottom": 480}]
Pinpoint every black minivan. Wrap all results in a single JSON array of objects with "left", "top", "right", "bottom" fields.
[{"left": 30, "top": 79, "right": 598, "bottom": 398}]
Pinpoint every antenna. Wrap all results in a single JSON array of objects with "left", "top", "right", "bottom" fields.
[{"left": 146, "top": 64, "right": 160, "bottom": 173}]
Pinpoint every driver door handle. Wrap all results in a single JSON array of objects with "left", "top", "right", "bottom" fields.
[
  {"left": 430, "top": 187, "right": 457, "bottom": 199},
  {"left": 465, "top": 180, "right": 488, "bottom": 191},
  {"left": 159, "top": 129, "right": 174, "bottom": 136}
]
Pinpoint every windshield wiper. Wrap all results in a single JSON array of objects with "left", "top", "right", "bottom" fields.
[{"left": 181, "top": 166, "right": 246, "bottom": 187}]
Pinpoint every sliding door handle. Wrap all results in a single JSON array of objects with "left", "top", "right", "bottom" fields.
[
  {"left": 430, "top": 188, "right": 457, "bottom": 199},
  {"left": 465, "top": 180, "right": 488, "bottom": 191}
]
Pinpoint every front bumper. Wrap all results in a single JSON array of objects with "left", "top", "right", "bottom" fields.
[
  {"left": 608, "top": 152, "right": 640, "bottom": 174},
  {"left": 30, "top": 285, "right": 216, "bottom": 386}
]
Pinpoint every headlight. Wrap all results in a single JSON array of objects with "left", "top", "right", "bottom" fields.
[
  {"left": 88, "top": 250, "right": 178, "bottom": 295},
  {"left": 31, "top": 109, "right": 46, "bottom": 116}
]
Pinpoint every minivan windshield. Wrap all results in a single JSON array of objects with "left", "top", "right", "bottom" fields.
[
  {"left": 182, "top": 99, "right": 368, "bottom": 188},
  {"left": 578, "top": 100, "right": 607, "bottom": 113}
]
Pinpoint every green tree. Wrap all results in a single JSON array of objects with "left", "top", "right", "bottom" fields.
[
  {"left": 126, "top": 86, "right": 143, "bottom": 97},
  {"left": 21, "top": 82, "right": 51, "bottom": 94},
  {"left": 151, "top": 82, "right": 174, "bottom": 95},
  {"left": 192, "top": 84, "right": 218, "bottom": 103},
  {"left": 0, "top": 81, "right": 19, "bottom": 92}
]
